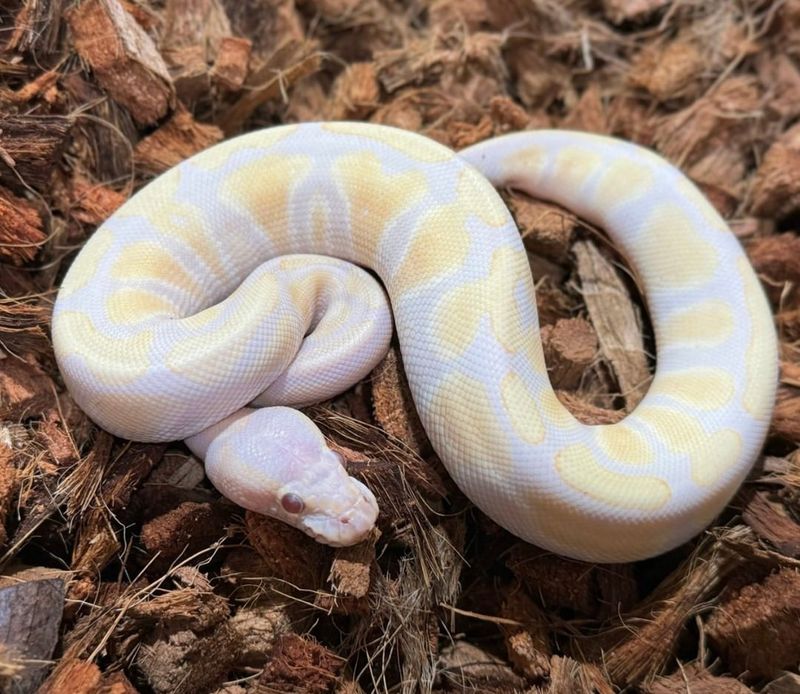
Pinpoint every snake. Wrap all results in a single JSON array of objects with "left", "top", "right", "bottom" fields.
[{"left": 51, "top": 122, "right": 778, "bottom": 562}]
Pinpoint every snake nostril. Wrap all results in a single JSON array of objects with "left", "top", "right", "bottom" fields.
[{"left": 340, "top": 517, "right": 350, "bottom": 524}]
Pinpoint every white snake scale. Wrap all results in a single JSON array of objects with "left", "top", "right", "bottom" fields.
[{"left": 52, "top": 122, "right": 778, "bottom": 562}]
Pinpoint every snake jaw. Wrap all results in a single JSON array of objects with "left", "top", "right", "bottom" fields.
[{"left": 299, "top": 478, "right": 378, "bottom": 547}]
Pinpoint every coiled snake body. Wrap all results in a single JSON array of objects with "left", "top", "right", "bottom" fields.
[{"left": 52, "top": 123, "right": 777, "bottom": 562}]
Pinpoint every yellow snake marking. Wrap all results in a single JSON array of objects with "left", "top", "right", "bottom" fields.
[
  {"left": 596, "top": 424, "right": 654, "bottom": 465},
  {"left": 539, "top": 390, "right": 576, "bottom": 429},
  {"left": 691, "top": 429, "right": 742, "bottom": 487},
  {"left": 55, "top": 311, "right": 154, "bottom": 385},
  {"left": 552, "top": 146, "right": 604, "bottom": 189},
  {"left": 675, "top": 177, "right": 729, "bottom": 234},
  {"left": 554, "top": 443, "right": 671, "bottom": 510},
  {"left": 190, "top": 125, "right": 299, "bottom": 171},
  {"left": 456, "top": 168, "right": 510, "bottom": 228},
  {"left": 429, "top": 373, "right": 512, "bottom": 473},
  {"left": 435, "top": 246, "right": 544, "bottom": 369},
  {"left": 115, "top": 168, "right": 229, "bottom": 284},
  {"left": 653, "top": 368, "right": 736, "bottom": 410},
  {"left": 738, "top": 257, "right": 778, "bottom": 420},
  {"left": 661, "top": 300, "right": 734, "bottom": 346},
  {"left": 220, "top": 154, "right": 313, "bottom": 252},
  {"left": 59, "top": 228, "right": 114, "bottom": 298},
  {"left": 106, "top": 288, "right": 175, "bottom": 325},
  {"left": 593, "top": 158, "right": 655, "bottom": 207},
  {"left": 502, "top": 145, "right": 549, "bottom": 182},
  {"left": 392, "top": 203, "right": 471, "bottom": 293},
  {"left": 637, "top": 202, "right": 719, "bottom": 288},
  {"left": 181, "top": 304, "right": 223, "bottom": 330},
  {"left": 165, "top": 273, "right": 285, "bottom": 382},
  {"left": 322, "top": 122, "right": 453, "bottom": 163},
  {"left": 334, "top": 151, "right": 428, "bottom": 263},
  {"left": 500, "top": 372, "right": 546, "bottom": 445},
  {"left": 111, "top": 242, "right": 203, "bottom": 296},
  {"left": 636, "top": 405, "right": 705, "bottom": 454}
]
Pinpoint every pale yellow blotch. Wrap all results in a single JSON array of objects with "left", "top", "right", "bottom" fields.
[
  {"left": 593, "top": 157, "right": 655, "bottom": 208},
  {"left": 221, "top": 154, "right": 313, "bottom": 252},
  {"left": 500, "top": 372, "right": 545, "bottom": 445},
  {"left": 691, "top": 429, "right": 742, "bottom": 487},
  {"left": 661, "top": 300, "right": 734, "bottom": 346},
  {"left": 435, "top": 284, "right": 482, "bottom": 356},
  {"left": 60, "top": 228, "right": 114, "bottom": 297},
  {"left": 654, "top": 368, "right": 735, "bottom": 410},
  {"left": 486, "top": 246, "right": 535, "bottom": 355},
  {"left": 428, "top": 372, "right": 511, "bottom": 472},
  {"left": 738, "top": 257, "right": 778, "bottom": 420},
  {"left": 503, "top": 145, "right": 549, "bottom": 182},
  {"left": 181, "top": 304, "right": 223, "bottom": 330},
  {"left": 555, "top": 443, "right": 670, "bottom": 511},
  {"left": 456, "top": 168, "right": 509, "bottom": 228},
  {"left": 675, "top": 177, "right": 729, "bottom": 234},
  {"left": 106, "top": 288, "right": 175, "bottom": 324},
  {"left": 637, "top": 203, "right": 719, "bottom": 287},
  {"left": 334, "top": 151, "right": 428, "bottom": 263},
  {"left": 322, "top": 122, "right": 453, "bottom": 163},
  {"left": 54, "top": 311, "right": 154, "bottom": 385},
  {"left": 190, "top": 126, "right": 299, "bottom": 171},
  {"left": 278, "top": 256, "right": 312, "bottom": 271},
  {"left": 111, "top": 242, "right": 202, "bottom": 295},
  {"left": 635, "top": 405, "right": 704, "bottom": 454},
  {"left": 392, "top": 203, "right": 470, "bottom": 293},
  {"left": 552, "top": 147, "right": 604, "bottom": 190},
  {"left": 539, "top": 390, "right": 577, "bottom": 429},
  {"left": 311, "top": 196, "right": 329, "bottom": 248},
  {"left": 115, "top": 168, "right": 229, "bottom": 285},
  {"left": 596, "top": 424, "right": 653, "bottom": 465}
]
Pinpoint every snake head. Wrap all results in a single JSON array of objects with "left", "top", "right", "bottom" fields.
[{"left": 192, "top": 407, "right": 379, "bottom": 547}]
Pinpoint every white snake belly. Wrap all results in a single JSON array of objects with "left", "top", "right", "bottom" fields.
[{"left": 51, "top": 122, "right": 778, "bottom": 562}]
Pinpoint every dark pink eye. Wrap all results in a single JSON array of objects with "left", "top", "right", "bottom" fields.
[{"left": 281, "top": 493, "right": 304, "bottom": 514}]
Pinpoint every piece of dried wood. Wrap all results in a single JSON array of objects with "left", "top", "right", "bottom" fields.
[
  {"left": 0, "top": 114, "right": 72, "bottom": 191},
  {"left": 211, "top": 37, "right": 252, "bottom": 92},
  {"left": 541, "top": 318, "right": 598, "bottom": 391},
  {"left": 67, "top": 0, "right": 175, "bottom": 125},
  {"left": 705, "top": 568, "right": 800, "bottom": 678},
  {"left": 0, "top": 187, "right": 45, "bottom": 265},
  {"left": 0, "top": 567, "right": 66, "bottom": 692},
  {"left": 573, "top": 240, "right": 650, "bottom": 410},
  {"left": 254, "top": 634, "right": 344, "bottom": 694},
  {"left": 134, "top": 106, "right": 223, "bottom": 174},
  {"left": 509, "top": 195, "right": 577, "bottom": 263}
]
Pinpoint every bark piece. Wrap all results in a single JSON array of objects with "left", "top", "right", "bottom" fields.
[
  {"left": 0, "top": 442, "right": 18, "bottom": 549},
  {"left": 743, "top": 491, "right": 800, "bottom": 557},
  {"left": 0, "top": 115, "right": 71, "bottom": 192},
  {"left": 134, "top": 106, "right": 223, "bottom": 174},
  {"left": 500, "top": 587, "right": 551, "bottom": 680},
  {"left": 228, "top": 600, "right": 299, "bottom": 668},
  {"left": 139, "top": 499, "right": 230, "bottom": 576},
  {"left": 541, "top": 318, "right": 598, "bottom": 391},
  {"left": 245, "top": 511, "right": 329, "bottom": 592},
  {"left": 37, "top": 659, "right": 101, "bottom": 694},
  {"left": 750, "top": 123, "right": 800, "bottom": 218},
  {"left": 371, "top": 347, "right": 431, "bottom": 458},
  {"left": 211, "top": 37, "right": 252, "bottom": 91},
  {"left": 602, "top": 0, "right": 670, "bottom": 23},
  {"left": 0, "top": 187, "right": 45, "bottom": 265},
  {"left": 0, "top": 568, "right": 66, "bottom": 693},
  {"left": 706, "top": 568, "right": 800, "bottom": 678},
  {"left": 328, "top": 62, "right": 380, "bottom": 120},
  {"left": 437, "top": 640, "right": 526, "bottom": 691},
  {"left": 255, "top": 634, "right": 344, "bottom": 694},
  {"left": 645, "top": 662, "right": 751, "bottom": 694},
  {"left": 574, "top": 240, "right": 650, "bottom": 410},
  {"left": 0, "top": 359, "right": 56, "bottom": 421},
  {"left": 508, "top": 194, "right": 577, "bottom": 263},
  {"left": 316, "top": 528, "right": 378, "bottom": 615},
  {"left": 629, "top": 37, "right": 706, "bottom": 102},
  {"left": 67, "top": 0, "right": 175, "bottom": 124}
]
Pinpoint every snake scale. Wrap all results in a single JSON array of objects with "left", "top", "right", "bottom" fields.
[{"left": 52, "top": 122, "right": 778, "bottom": 562}]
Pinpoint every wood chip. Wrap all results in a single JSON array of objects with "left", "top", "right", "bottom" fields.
[
  {"left": 67, "top": 0, "right": 175, "bottom": 125},
  {"left": 573, "top": 240, "right": 650, "bottom": 410}
]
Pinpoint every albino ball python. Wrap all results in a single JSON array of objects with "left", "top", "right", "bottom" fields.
[{"left": 52, "top": 122, "right": 778, "bottom": 562}]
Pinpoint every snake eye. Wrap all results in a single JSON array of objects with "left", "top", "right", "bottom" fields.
[{"left": 281, "top": 493, "right": 304, "bottom": 514}]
